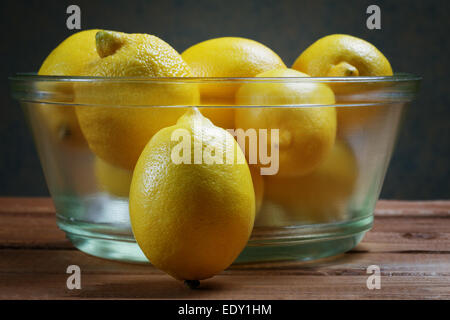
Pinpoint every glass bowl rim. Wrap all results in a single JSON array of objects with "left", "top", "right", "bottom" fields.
[
  {"left": 10, "top": 72, "right": 421, "bottom": 84},
  {"left": 10, "top": 72, "right": 421, "bottom": 107}
]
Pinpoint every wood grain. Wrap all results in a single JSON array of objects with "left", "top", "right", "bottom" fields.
[{"left": 0, "top": 198, "right": 449, "bottom": 300}]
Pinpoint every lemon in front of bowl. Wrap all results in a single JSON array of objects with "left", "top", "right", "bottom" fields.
[
  {"left": 129, "top": 108, "right": 255, "bottom": 281},
  {"left": 182, "top": 37, "right": 286, "bottom": 128},
  {"left": 235, "top": 68, "right": 337, "bottom": 176},
  {"left": 75, "top": 30, "right": 199, "bottom": 169},
  {"left": 264, "top": 140, "right": 358, "bottom": 223},
  {"left": 292, "top": 34, "right": 393, "bottom": 133},
  {"left": 38, "top": 29, "right": 100, "bottom": 147}
]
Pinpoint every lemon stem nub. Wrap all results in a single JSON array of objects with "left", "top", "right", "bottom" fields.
[
  {"left": 184, "top": 280, "right": 200, "bottom": 289},
  {"left": 327, "top": 62, "right": 359, "bottom": 77},
  {"left": 96, "top": 30, "right": 124, "bottom": 58}
]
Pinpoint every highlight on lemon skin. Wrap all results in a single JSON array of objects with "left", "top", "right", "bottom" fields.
[
  {"left": 74, "top": 30, "right": 199, "bottom": 170},
  {"left": 235, "top": 68, "right": 337, "bottom": 177},
  {"left": 129, "top": 108, "right": 255, "bottom": 281},
  {"left": 182, "top": 37, "right": 286, "bottom": 129}
]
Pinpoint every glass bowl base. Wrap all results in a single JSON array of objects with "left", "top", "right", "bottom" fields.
[{"left": 58, "top": 213, "right": 372, "bottom": 264}]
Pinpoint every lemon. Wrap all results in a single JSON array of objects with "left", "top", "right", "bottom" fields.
[
  {"left": 37, "top": 104, "right": 87, "bottom": 148},
  {"left": 38, "top": 29, "right": 100, "bottom": 147},
  {"left": 235, "top": 68, "right": 337, "bottom": 176},
  {"left": 254, "top": 202, "right": 291, "bottom": 227},
  {"left": 75, "top": 30, "right": 199, "bottom": 169},
  {"left": 182, "top": 37, "right": 286, "bottom": 128},
  {"left": 292, "top": 34, "right": 393, "bottom": 77},
  {"left": 95, "top": 157, "right": 133, "bottom": 197},
  {"left": 129, "top": 108, "right": 255, "bottom": 281},
  {"left": 264, "top": 140, "right": 358, "bottom": 223},
  {"left": 249, "top": 165, "right": 264, "bottom": 215},
  {"left": 39, "top": 29, "right": 101, "bottom": 76},
  {"left": 292, "top": 34, "right": 393, "bottom": 133}
]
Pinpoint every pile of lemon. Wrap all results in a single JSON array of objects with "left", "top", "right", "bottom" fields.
[{"left": 39, "top": 30, "right": 392, "bottom": 283}]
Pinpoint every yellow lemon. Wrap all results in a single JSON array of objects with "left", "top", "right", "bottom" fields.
[
  {"left": 39, "top": 29, "right": 101, "bottom": 75},
  {"left": 95, "top": 157, "right": 133, "bottom": 197},
  {"left": 129, "top": 108, "right": 255, "bottom": 281},
  {"left": 254, "top": 201, "right": 291, "bottom": 227},
  {"left": 292, "top": 34, "right": 393, "bottom": 133},
  {"left": 249, "top": 165, "right": 264, "bottom": 215},
  {"left": 264, "top": 140, "right": 358, "bottom": 223},
  {"left": 235, "top": 68, "right": 337, "bottom": 176},
  {"left": 37, "top": 104, "right": 87, "bottom": 148},
  {"left": 38, "top": 29, "right": 100, "bottom": 147},
  {"left": 182, "top": 37, "right": 286, "bottom": 128},
  {"left": 292, "top": 34, "right": 392, "bottom": 77},
  {"left": 75, "top": 30, "right": 199, "bottom": 169}
]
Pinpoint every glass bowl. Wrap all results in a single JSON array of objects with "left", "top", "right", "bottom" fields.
[{"left": 10, "top": 74, "right": 420, "bottom": 264}]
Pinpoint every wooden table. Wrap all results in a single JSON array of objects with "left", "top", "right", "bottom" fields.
[{"left": 0, "top": 198, "right": 448, "bottom": 300}]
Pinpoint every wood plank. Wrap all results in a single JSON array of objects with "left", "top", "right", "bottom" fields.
[
  {"left": 0, "top": 199, "right": 449, "bottom": 251},
  {"left": 1, "top": 249, "right": 449, "bottom": 276},
  {"left": 0, "top": 197, "right": 55, "bottom": 215},
  {"left": 1, "top": 273, "right": 448, "bottom": 300},
  {"left": 0, "top": 198, "right": 449, "bottom": 299},
  {"left": 0, "top": 198, "right": 448, "bottom": 217},
  {"left": 355, "top": 215, "right": 450, "bottom": 253},
  {"left": 0, "top": 197, "right": 70, "bottom": 249},
  {"left": 0, "top": 249, "right": 448, "bottom": 299},
  {"left": 374, "top": 200, "right": 450, "bottom": 217}
]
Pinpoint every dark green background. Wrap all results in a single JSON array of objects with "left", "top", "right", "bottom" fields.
[{"left": 1, "top": 0, "right": 449, "bottom": 199}]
